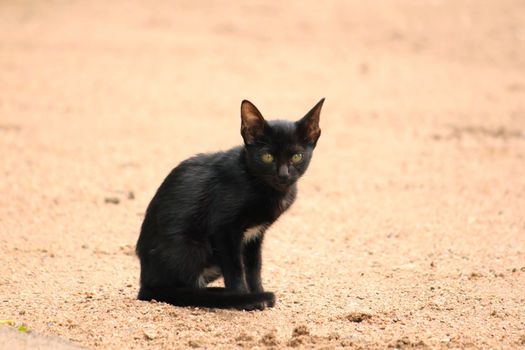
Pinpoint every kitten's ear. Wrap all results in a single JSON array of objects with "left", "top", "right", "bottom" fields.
[
  {"left": 241, "top": 100, "right": 268, "bottom": 145},
  {"left": 297, "top": 98, "right": 324, "bottom": 146}
]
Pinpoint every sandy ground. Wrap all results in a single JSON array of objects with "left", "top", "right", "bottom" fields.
[
  {"left": 0, "top": 326, "right": 87, "bottom": 350},
  {"left": 1, "top": 0, "right": 525, "bottom": 349}
]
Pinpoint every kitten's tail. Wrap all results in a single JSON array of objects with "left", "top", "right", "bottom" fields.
[{"left": 138, "top": 286, "right": 275, "bottom": 310}]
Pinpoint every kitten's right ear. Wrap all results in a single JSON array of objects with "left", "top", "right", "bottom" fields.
[
  {"left": 241, "top": 100, "right": 268, "bottom": 145},
  {"left": 297, "top": 98, "right": 324, "bottom": 146}
]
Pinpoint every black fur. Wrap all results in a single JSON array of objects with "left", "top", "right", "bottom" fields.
[{"left": 136, "top": 99, "right": 324, "bottom": 310}]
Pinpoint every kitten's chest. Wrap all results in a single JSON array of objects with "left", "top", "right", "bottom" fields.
[
  {"left": 242, "top": 224, "right": 266, "bottom": 244},
  {"left": 242, "top": 187, "right": 297, "bottom": 226}
]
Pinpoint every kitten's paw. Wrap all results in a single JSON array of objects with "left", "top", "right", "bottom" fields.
[
  {"left": 243, "top": 301, "right": 267, "bottom": 311},
  {"left": 244, "top": 298, "right": 276, "bottom": 311},
  {"left": 265, "top": 297, "right": 276, "bottom": 308}
]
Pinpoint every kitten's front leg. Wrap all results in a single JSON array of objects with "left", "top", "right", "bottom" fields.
[
  {"left": 243, "top": 235, "right": 274, "bottom": 309},
  {"left": 215, "top": 234, "right": 249, "bottom": 293},
  {"left": 243, "top": 236, "right": 264, "bottom": 293}
]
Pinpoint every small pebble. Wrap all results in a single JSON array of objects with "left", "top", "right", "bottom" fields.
[{"left": 105, "top": 197, "right": 120, "bottom": 204}]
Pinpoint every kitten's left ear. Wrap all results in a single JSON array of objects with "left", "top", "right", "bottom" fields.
[
  {"left": 297, "top": 98, "right": 324, "bottom": 146},
  {"left": 241, "top": 100, "right": 269, "bottom": 145}
]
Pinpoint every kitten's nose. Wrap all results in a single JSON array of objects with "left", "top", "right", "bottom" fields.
[{"left": 278, "top": 165, "right": 289, "bottom": 180}]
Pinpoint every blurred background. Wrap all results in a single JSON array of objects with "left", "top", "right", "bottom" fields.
[
  {"left": 1, "top": 1, "right": 524, "bottom": 349},
  {"left": 2, "top": 0, "right": 523, "bottom": 208}
]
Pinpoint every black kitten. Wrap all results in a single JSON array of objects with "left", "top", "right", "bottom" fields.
[{"left": 136, "top": 99, "right": 324, "bottom": 310}]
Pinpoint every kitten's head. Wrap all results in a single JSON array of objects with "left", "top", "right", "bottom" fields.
[{"left": 240, "top": 99, "right": 324, "bottom": 191}]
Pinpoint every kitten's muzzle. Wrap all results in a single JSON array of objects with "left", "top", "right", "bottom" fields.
[{"left": 277, "top": 165, "right": 290, "bottom": 181}]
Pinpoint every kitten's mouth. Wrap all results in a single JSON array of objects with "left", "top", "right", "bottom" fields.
[
  {"left": 270, "top": 178, "right": 294, "bottom": 191},
  {"left": 258, "top": 174, "right": 295, "bottom": 191}
]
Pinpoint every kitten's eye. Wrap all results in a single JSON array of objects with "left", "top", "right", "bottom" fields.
[
  {"left": 291, "top": 153, "right": 303, "bottom": 164},
  {"left": 260, "top": 153, "right": 274, "bottom": 163}
]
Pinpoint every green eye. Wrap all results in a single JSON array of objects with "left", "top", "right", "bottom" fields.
[
  {"left": 291, "top": 153, "right": 303, "bottom": 164},
  {"left": 261, "top": 153, "right": 274, "bottom": 163}
]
